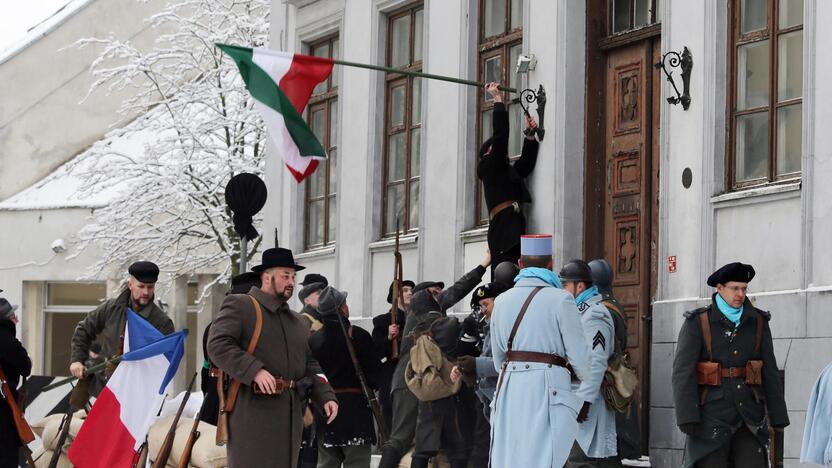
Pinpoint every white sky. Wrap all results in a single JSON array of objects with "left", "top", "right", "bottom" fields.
[{"left": 0, "top": 1, "right": 73, "bottom": 53}]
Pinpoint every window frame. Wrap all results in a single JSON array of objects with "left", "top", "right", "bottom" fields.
[
  {"left": 381, "top": 3, "right": 424, "bottom": 237},
  {"left": 304, "top": 34, "right": 339, "bottom": 250},
  {"left": 727, "top": 0, "right": 803, "bottom": 190},
  {"left": 474, "top": 0, "right": 524, "bottom": 226},
  {"left": 608, "top": 0, "right": 661, "bottom": 35}
]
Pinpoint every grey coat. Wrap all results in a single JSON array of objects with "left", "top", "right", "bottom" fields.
[{"left": 207, "top": 287, "right": 336, "bottom": 468}]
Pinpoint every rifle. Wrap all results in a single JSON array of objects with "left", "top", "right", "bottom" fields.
[
  {"left": 390, "top": 220, "right": 404, "bottom": 361},
  {"left": 0, "top": 367, "right": 36, "bottom": 467},
  {"left": 334, "top": 310, "right": 388, "bottom": 445},
  {"left": 215, "top": 372, "right": 228, "bottom": 445},
  {"left": 41, "top": 354, "right": 123, "bottom": 392},
  {"left": 47, "top": 376, "right": 91, "bottom": 468},
  {"left": 152, "top": 373, "right": 198, "bottom": 468},
  {"left": 176, "top": 406, "right": 203, "bottom": 468}
]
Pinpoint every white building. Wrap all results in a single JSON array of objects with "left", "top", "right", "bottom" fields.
[{"left": 265, "top": 0, "right": 825, "bottom": 465}]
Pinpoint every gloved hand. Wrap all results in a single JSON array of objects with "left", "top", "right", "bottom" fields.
[
  {"left": 679, "top": 423, "right": 700, "bottom": 436},
  {"left": 462, "top": 315, "right": 480, "bottom": 338},
  {"left": 577, "top": 402, "right": 591, "bottom": 423},
  {"left": 456, "top": 355, "right": 477, "bottom": 387}
]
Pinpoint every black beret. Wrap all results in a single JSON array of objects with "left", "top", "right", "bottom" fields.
[
  {"left": 387, "top": 280, "right": 416, "bottom": 304},
  {"left": 707, "top": 262, "right": 755, "bottom": 287},
  {"left": 414, "top": 281, "right": 444, "bottom": 294},
  {"left": 470, "top": 282, "right": 510, "bottom": 310},
  {"left": 301, "top": 273, "right": 328, "bottom": 287},
  {"left": 128, "top": 261, "right": 160, "bottom": 283}
]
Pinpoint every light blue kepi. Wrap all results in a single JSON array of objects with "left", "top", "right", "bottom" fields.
[{"left": 520, "top": 234, "right": 552, "bottom": 255}]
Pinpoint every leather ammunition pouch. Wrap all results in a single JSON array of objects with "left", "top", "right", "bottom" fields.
[
  {"left": 696, "top": 361, "right": 721, "bottom": 386},
  {"left": 745, "top": 360, "right": 763, "bottom": 385}
]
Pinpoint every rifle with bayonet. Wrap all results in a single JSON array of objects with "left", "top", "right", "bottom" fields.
[
  {"left": 0, "top": 367, "right": 36, "bottom": 467},
  {"left": 152, "top": 373, "right": 197, "bottom": 468},
  {"left": 334, "top": 309, "right": 388, "bottom": 445},
  {"left": 390, "top": 220, "right": 404, "bottom": 361}
]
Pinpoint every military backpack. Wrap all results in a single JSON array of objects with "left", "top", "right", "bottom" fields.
[{"left": 600, "top": 300, "right": 639, "bottom": 413}]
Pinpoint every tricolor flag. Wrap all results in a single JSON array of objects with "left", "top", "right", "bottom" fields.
[
  {"left": 68, "top": 310, "right": 186, "bottom": 468},
  {"left": 218, "top": 43, "right": 333, "bottom": 182}
]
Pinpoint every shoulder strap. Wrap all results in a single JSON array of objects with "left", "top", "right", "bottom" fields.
[
  {"left": 506, "top": 287, "right": 544, "bottom": 352},
  {"left": 600, "top": 300, "right": 624, "bottom": 320},
  {"left": 223, "top": 295, "right": 264, "bottom": 412},
  {"left": 698, "top": 310, "right": 714, "bottom": 362},
  {"left": 754, "top": 309, "right": 763, "bottom": 355}
]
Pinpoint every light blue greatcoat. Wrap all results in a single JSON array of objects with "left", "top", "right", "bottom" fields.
[
  {"left": 489, "top": 277, "right": 592, "bottom": 468},
  {"left": 571, "top": 293, "right": 617, "bottom": 458},
  {"left": 801, "top": 361, "right": 832, "bottom": 466}
]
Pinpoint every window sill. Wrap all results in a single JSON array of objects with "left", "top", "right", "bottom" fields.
[
  {"left": 295, "top": 245, "right": 336, "bottom": 260},
  {"left": 368, "top": 234, "right": 418, "bottom": 252},
  {"left": 711, "top": 181, "right": 801, "bottom": 207},
  {"left": 460, "top": 226, "right": 489, "bottom": 243}
]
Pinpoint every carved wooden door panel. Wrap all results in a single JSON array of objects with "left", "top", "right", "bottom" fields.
[{"left": 603, "top": 39, "right": 659, "bottom": 442}]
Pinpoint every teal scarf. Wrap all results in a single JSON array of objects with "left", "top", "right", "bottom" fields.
[
  {"left": 715, "top": 293, "right": 743, "bottom": 326},
  {"left": 575, "top": 285, "right": 600, "bottom": 306},
  {"left": 515, "top": 267, "right": 563, "bottom": 289}
]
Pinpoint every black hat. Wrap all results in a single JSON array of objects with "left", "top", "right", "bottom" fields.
[
  {"left": 252, "top": 247, "right": 305, "bottom": 273},
  {"left": 299, "top": 282, "right": 327, "bottom": 303},
  {"left": 494, "top": 261, "right": 520, "bottom": 286},
  {"left": 317, "top": 286, "right": 348, "bottom": 316},
  {"left": 0, "top": 298, "right": 18, "bottom": 320},
  {"left": 414, "top": 281, "right": 444, "bottom": 294},
  {"left": 129, "top": 261, "right": 160, "bottom": 283},
  {"left": 588, "top": 259, "right": 614, "bottom": 290},
  {"left": 301, "top": 273, "right": 328, "bottom": 287},
  {"left": 558, "top": 259, "right": 593, "bottom": 283},
  {"left": 387, "top": 280, "right": 416, "bottom": 304},
  {"left": 707, "top": 262, "right": 755, "bottom": 287},
  {"left": 230, "top": 271, "right": 262, "bottom": 294},
  {"left": 470, "top": 282, "right": 510, "bottom": 310}
]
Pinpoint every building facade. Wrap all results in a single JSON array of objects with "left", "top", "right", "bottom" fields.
[{"left": 264, "top": 0, "right": 827, "bottom": 465}]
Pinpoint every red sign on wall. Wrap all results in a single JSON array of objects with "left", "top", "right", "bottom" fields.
[{"left": 668, "top": 256, "right": 677, "bottom": 273}]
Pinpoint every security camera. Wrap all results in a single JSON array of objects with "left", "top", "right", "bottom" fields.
[
  {"left": 516, "top": 54, "right": 537, "bottom": 73},
  {"left": 51, "top": 238, "right": 66, "bottom": 254}
]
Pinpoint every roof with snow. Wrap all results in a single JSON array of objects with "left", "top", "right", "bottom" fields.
[
  {"left": 0, "top": 125, "right": 156, "bottom": 211},
  {"left": 0, "top": 0, "right": 94, "bottom": 66}
]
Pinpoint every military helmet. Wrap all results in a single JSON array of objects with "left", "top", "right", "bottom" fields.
[
  {"left": 558, "top": 259, "right": 593, "bottom": 283},
  {"left": 494, "top": 261, "right": 520, "bottom": 286},
  {"left": 588, "top": 259, "right": 614, "bottom": 290}
]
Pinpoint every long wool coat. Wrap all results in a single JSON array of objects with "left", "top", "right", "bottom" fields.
[
  {"left": 207, "top": 287, "right": 336, "bottom": 468},
  {"left": 489, "top": 277, "right": 591, "bottom": 468}
]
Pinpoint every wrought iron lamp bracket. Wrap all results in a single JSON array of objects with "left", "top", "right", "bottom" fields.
[
  {"left": 655, "top": 47, "right": 692, "bottom": 110},
  {"left": 519, "top": 84, "right": 547, "bottom": 140}
]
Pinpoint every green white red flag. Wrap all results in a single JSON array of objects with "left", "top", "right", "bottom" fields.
[{"left": 218, "top": 43, "right": 333, "bottom": 182}]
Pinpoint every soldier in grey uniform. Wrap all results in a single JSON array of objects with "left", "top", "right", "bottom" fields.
[{"left": 672, "top": 262, "right": 789, "bottom": 467}]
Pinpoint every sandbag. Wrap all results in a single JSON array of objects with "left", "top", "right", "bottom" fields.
[
  {"left": 147, "top": 416, "right": 226, "bottom": 468},
  {"left": 34, "top": 449, "right": 72, "bottom": 468}
]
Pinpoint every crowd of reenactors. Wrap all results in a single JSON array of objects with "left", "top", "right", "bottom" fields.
[{"left": 0, "top": 81, "right": 789, "bottom": 468}]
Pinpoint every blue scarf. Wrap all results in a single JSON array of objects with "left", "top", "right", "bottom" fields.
[
  {"left": 515, "top": 267, "right": 562, "bottom": 289},
  {"left": 575, "top": 285, "right": 600, "bottom": 306},
  {"left": 715, "top": 293, "right": 743, "bottom": 326}
]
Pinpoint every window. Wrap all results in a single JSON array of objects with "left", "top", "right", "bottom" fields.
[
  {"left": 382, "top": 4, "right": 423, "bottom": 236},
  {"left": 304, "top": 35, "right": 339, "bottom": 249},
  {"left": 44, "top": 282, "right": 107, "bottom": 376},
  {"left": 728, "top": 0, "right": 802, "bottom": 188},
  {"left": 610, "top": 0, "right": 661, "bottom": 34},
  {"left": 475, "top": 0, "right": 524, "bottom": 225}
]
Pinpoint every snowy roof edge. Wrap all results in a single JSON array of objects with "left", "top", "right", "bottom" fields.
[
  {"left": 0, "top": 0, "right": 96, "bottom": 66},
  {"left": 0, "top": 202, "right": 106, "bottom": 212}
]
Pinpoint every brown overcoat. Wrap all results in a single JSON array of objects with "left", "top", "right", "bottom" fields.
[{"left": 207, "top": 287, "right": 336, "bottom": 468}]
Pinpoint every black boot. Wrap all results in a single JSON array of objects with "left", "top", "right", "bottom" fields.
[
  {"left": 410, "top": 457, "right": 430, "bottom": 468},
  {"left": 377, "top": 445, "right": 403, "bottom": 468}
]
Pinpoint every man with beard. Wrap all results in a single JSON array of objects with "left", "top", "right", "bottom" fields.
[
  {"left": 377, "top": 252, "right": 491, "bottom": 468},
  {"left": 69, "top": 261, "right": 174, "bottom": 390},
  {"left": 372, "top": 279, "right": 414, "bottom": 431},
  {"left": 208, "top": 247, "right": 338, "bottom": 468}
]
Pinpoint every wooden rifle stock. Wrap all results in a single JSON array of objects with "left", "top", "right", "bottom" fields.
[
  {"left": 334, "top": 312, "right": 388, "bottom": 445},
  {"left": 390, "top": 223, "right": 404, "bottom": 360},
  {"left": 215, "top": 373, "right": 228, "bottom": 445},
  {"left": 177, "top": 409, "right": 203, "bottom": 468},
  {"left": 152, "top": 373, "right": 198, "bottom": 468},
  {"left": 0, "top": 367, "right": 35, "bottom": 445}
]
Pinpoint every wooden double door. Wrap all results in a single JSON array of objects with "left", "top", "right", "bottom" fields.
[{"left": 586, "top": 36, "right": 661, "bottom": 450}]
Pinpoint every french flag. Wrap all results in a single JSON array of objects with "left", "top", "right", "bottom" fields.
[{"left": 69, "top": 310, "right": 187, "bottom": 467}]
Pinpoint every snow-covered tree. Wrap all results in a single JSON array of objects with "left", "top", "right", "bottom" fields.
[{"left": 68, "top": 0, "right": 271, "bottom": 287}]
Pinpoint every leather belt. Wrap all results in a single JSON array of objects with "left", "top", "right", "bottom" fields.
[
  {"left": 489, "top": 200, "right": 519, "bottom": 221},
  {"left": 333, "top": 387, "right": 363, "bottom": 394},
  {"left": 253, "top": 377, "right": 295, "bottom": 395},
  {"left": 505, "top": 351, "right": 569, "bottom": 368},
  {"left": 721, "top": 367, "right": 746, "bottom": 378}
]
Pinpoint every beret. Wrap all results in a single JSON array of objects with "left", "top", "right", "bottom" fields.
[{"left": 128, "top": 261, "right": 160, "bottom": 283}]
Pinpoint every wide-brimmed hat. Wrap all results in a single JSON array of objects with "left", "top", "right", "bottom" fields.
[
  {"left": 252, "top": 247, "right": 305, "bottom": 273},
  {"left": 707, "top": 262, "right": 755, "bottom": 287},
  {"left": 0, "top": 298, "right": 18, "bottom": 320},
  {"left": 413, "top": 281, "right": 444, "bottom": 294},
  {"left": 299, "top": 282, "right": 327, "bottom": 303},
  {"left": 387, "top": 280, "right": 416, "bottom": 304},
  {"left": 300, "top": 273, "right": 328, "bottom": 287},
  {"left": 229, "top": 271, "right": 262, "bottom": 294},
  {"left": 317, "top": 286, "right": 348, "bottom": 316}
]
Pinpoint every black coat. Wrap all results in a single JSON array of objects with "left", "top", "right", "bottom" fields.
[
  {"left": 372, "top": 308, "right": 406, "bottom": 364},
  {"left": 672, "top": 295, "right": 788, "bottom": 466},
  {"left": 477, "top": 102, "right": 539, "bottom": 255},
  {"left": 309, "top": 315, "right": 381, "bottom": 446},
  {"left": 0, "top": 319, "right": 31, "bottom": 448}
]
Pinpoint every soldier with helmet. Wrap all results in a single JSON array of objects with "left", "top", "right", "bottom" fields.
[{"left": 672, "top": 262, "right": 788, "bottom": 467}]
